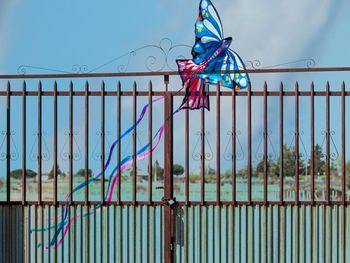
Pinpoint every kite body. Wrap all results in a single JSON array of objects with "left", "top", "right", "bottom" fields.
[{"left": 177, "top": 0, "right": 249, "bottom": 110}]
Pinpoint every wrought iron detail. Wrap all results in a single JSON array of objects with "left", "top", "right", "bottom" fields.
[
  {"left": 192, "top": 131, "right": 213, "bottom": 161},
  {"left": 288, "top": 131, "right": 308, "bottom": 161},
  {"left": 59, "top": 130, "right": 81, "bottom": 161},
  {"left": 223, "top": 130, "right": 244, "bottom": 161},
  {"left": 92, "top": 130, "right": 112, "bottom": 161},
  {"left": 17, "top": 38, "right": 192, "bottom": 74},
  {"left": 320, "top": 130, "right": 339, "bottom": 161},
  {"left": 249, "top": 58, "right": 316, "bottom": 70},
  {"left": 245, "top": 60, "right": 261, "bottom": 70},
  {"left": 254, "top": 130, "right": 277, "bottom": 163},
  {"left": 28, "top": 131, "right": 51, "bottom": 161},
  {"left": 0, "top": 130, "right": 19, "bottom": 161}
]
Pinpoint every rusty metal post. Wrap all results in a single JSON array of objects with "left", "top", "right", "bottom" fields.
[{"left": 163, "top": 79, "right": 174, "bottom": 262}]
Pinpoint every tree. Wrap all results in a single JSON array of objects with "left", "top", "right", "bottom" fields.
[
  {"left": 75, "top": 168, "right": 93, "bottom": 177},
  {"left": 10, "top": 169, "right": 37, "bottom": 179},
  {"left": 173, "top": 164, "right": 184, "bottom": 176},
  {"left": 48, "top": 164, "right": 62, "bottom": 179},
  {"left": 306, "top": 144, "right": 325, "bottom": 176},
  {"left": 265, "top": 145, "right": 307, "bottom": 177},
  {"left": 237, "top": 167, "right": 247, "bottom": 178}
]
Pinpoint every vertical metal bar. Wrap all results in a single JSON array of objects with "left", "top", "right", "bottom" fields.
[
  {"left": 38, "top": 81, "right": 42, "bottom": 205},
  {"left": 326, "top": 82, "right": 330, "bottom": 204},
  {"left": 216, "top": 85, "right": 221, "bottom": 204},
  {"left": 6, "top": 81, "right": 10, "bottom": 202},
  {"left": 264, "top": 206, "right": 268, "bottom": 263},
  {"left": 35, "top": 205, "right": 38, "bottom": 263},
  {"left": 310, "top": 82, "right": 315, "bottom": 205},
  {"left": 41, "top": 206, "right": 44, "bottom": 262},
  {"left": 132, "top": 206, "right": 136, "bottom": 263},
  {"left": 100, "top": 207, "right": 104, "bottom": 262},
  {"left": 200, "top": 100, "right": 205, "bottom": 205},
  {"left": 69, "top": 81, "right": 73, "bottom": 204},
  {"left": 341, "top": 82, "right": 346, "bottom": 263},
  {"left": 310, "top": 206, "right": 313, "bottom": 263},
  {"left": 28, "top": 205, "right": 31, "bottom": 262},
  {"left": 148, "top": 81, "right": 153, "bottom": 204},
  {"left": 164, "top": 91, "right": 174, "bottom": 262},
  {"left": 61, "top": 205, "right": 64, "bottom": 263},
  {"left": 53, "top": 81, "right": 58, "bottom": 262},
  {"left": 248, "top": 83, "right": 252, "bottom": 204},
  {"left": 277, "top": 206, "right": 280, "bottom": 262},
  {"left": 132, "top": 82, "right": 137, "bottom": 205},
  {"left": 342, "top": 206, "right": 346, "bottom": 263},
  {"left": 341, "top": 82, "right": 346, "bottom": 205},
  {"left": 218, "top": 206, "right": 222, "bottom": 263},
  {"left": 270, "top": 206, "right": 274, "bottom": 263},
  {"left": 80, "top": 205, "right": 84, "bottom": 263},
  {"left": 279, "top": 83, "right": 284, "bottom": 204},
  {"left": 185, "top": 102, "right": 189, "bottom": 205},
  {"left": 22, "top": 81, "right": 27, "bottom": 205},
  {"left": 147, "top": 206, "right": 150, "bottom": 263},
  {"left": 85, "top": 81, "right": 89, "bottom": 205},
  {"left": 322, "top": 206, "right": 326, "bottom": 262},
  {"left": 68, "top": 206, "right": 71, "bottom": 263},
  {"left": 107, "top": 206, "right": 110, "bottom": 263},
  {"left": 101, "top": 81, "right": 105, "bottom": 204},
  {"left": 295, "top": 82, "right": 299, "bottom": 204},
  {"left": 73, "top": 206, "right": 77, "bottom": 263},
  {"left": 264, "top": 82, "right": 268, "bottom": 205},
  {"left": 295, "top": 207, "right": 300, "bottom": 263},
  {"left": 54, "top": 81, "right": 58, "bottom": 206},
  {"left": 93, "top": 205, "right": 96, "bottom": 263},
  {"left": 232, "top": 88, "right": 236, "bottom": 205},
  {"left": 86, "top": 205, "right": 90, "bottom": 263},
  {"left": 117, "top": 81, "right": 122, "bottom": 204},
  {"left": 114, "top": 206, "right": 117, "bottom": 263},
  {"left": 54, "top": 205, "right": 58, "bottom": 262},
  {"left": 231, "top": 205, "right": 235, "bottom": 263}
]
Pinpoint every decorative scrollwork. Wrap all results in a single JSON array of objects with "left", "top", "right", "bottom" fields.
[
  {"left": 223, "top": 130, "right": 244, "bottom": 161},
  {"left": 0, "top": 130, "right": 19, "bottom": 161},
  {"left": 245, "top": 60, "right": 261, "bottom": 70},
  {"left": 192, "top": 131, "right": 213, "bottom": 161},
  {"left": 29, "top": 131, "right": 51, "bottom": 161},
  {"left": 254, "top": 130, "right": 277, "bottom": 163},
  {"left": 320, "top": 130, "right": 339, "bottom": 161},
  {"left": 261, "top": 58, "right": 316, "bottom": 69},
  {"left": 59, "top": 130, "right": 81, "bottom": 161},
  {"left": 72, "top": 64, "right": 89, "bottom": 74},
  {"left": 17, "top": 38, "right": 192, "bottom": 74},
  {"left": 288, "top": 130, "right": 308, "bottom": 161}
]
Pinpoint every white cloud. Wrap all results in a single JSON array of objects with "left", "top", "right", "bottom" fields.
[{"left": 217, "top": 0, "right": 335, "bottom": 66}]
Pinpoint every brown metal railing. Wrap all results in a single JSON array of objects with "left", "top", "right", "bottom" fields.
[{"left": 0, "top": 67, "right": 350, "bottom": 262}]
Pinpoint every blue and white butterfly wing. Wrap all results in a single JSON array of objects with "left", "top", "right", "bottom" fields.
[
  {"left": 219, "top": 49, "right": 249, "bottom": 89},
  {"left": 192, "top": 0, "right": 224, "bottom": 64}
]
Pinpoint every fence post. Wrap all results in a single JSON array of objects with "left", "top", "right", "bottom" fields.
[{"left": 163, "top": 75, "right": 174, "bottom": 263}]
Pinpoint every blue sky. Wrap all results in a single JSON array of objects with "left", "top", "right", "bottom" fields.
[{"left": 1, "top": 0, "right": 350, "bottom": 177}]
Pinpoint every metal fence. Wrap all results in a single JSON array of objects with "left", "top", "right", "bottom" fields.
[{"left": 0, "top": 67, "right": 350, "bottom": 262}]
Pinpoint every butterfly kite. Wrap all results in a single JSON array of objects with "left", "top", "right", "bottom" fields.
[
  {"left": 177, "top": 0, "right": 249, "bottom": 110},
  {"left": 32, "top": 0, "right": 249, "bottom": 249}
]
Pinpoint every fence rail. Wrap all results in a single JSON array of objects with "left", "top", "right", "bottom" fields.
[{"left": 0, "top": 67, "right": 349, "bottom": 262}]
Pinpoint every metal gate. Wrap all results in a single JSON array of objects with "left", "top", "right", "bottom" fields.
[{"left": 0, "top": 68, "right": 350, "bottom": 262}]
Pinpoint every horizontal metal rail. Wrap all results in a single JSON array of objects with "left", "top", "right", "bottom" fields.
[{"left": 1, "top": 66, "right": 350, "bottom": 79}]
